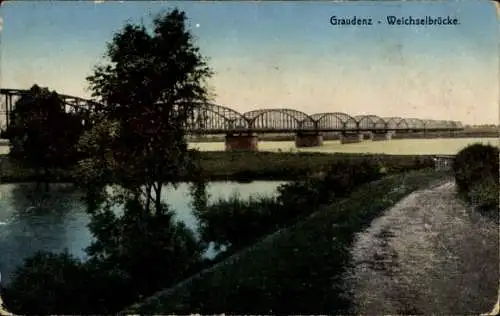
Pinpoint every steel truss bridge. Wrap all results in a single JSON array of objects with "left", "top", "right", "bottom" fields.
[{"left": 0, "top": 88, "right": 464, "bottom": 134}]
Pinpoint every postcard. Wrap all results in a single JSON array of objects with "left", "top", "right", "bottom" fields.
[{"left": 0, "top": 1, "right": 498, "bottom": 315}]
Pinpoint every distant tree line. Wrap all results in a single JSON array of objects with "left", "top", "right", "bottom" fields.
[{"left": 463, "top": 124, "right": 499, "bottom": 128}]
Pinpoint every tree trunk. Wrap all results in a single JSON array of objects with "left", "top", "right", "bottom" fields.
[{"left": 154, "top": 181, "right": 163, "bottom": 215}]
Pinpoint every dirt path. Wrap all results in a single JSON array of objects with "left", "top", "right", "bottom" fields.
[{"left": 345, "top": 181, "right": 499, "bottom": 315}]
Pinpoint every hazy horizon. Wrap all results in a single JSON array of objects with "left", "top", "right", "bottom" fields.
[{"left": 0, "top": 1, "right": 498, "bottom": 125}]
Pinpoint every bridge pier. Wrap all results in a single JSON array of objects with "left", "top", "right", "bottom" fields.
[
  {"left": 368, "top": 131, "right": 394, "bottom": 141},
  {"left": 225, "top": 133, "right": 258, "bottom": 151},
  {"left": 340, "top": 132, "right": 363, "bottom": 144},
  {"left": 363, "top": 131, "right": 379, "bottom": 140},
  {"left": 295, "top": 132, "right": 323, "bottom": 148}
]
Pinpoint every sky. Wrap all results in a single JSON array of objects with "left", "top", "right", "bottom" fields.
[{"left": 0, "top": 1, "right": 498, "bottom": 125}]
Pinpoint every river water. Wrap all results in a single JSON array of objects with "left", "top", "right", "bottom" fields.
[
  {"left": 0, "top": 181, "right": 284, "bottom": 284},
  {"left": 189, "top": 138, "right": 497, "bottom": 155},
  {"left": 0, "top": 137, "right": 497, "bottom": 155},
  {"left": 345, "top": 181, "right": 499, "bottom": 315}
]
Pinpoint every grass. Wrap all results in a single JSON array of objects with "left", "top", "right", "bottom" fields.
[
  {"left": 0, "top": 151, "right": 435, "bottom": 183},
  {"left": 121, "top": 169, "right": 451, "bottom": 314},
  {"left": 197, "top": 151, "right": 435, "bottom": 181}
]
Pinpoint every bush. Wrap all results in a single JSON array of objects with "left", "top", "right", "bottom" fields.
[
  {"left": 453, "top": 143, "right": 499, "bottom": 214},
  {"left": 195, "top": 160, "right": 383, "bottom": 254},
  {"left": 467, "top": 177, "right": 499, "bottom": 218},
  {"left": 453, "top": 143, "right": 499, "bottom": 194},
  {"left": 2, "top": 251, "right": 139, "bottom": 315},
  {"left": 196, "top": 194, "right": 280, "bottom": 251},
  {"left": 2, "top": 251, "right": 89, "bottom": 315}
]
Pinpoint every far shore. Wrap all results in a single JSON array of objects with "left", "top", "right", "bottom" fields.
[{"left": 0, "top": 151, "right": 439, "bottom": 184}]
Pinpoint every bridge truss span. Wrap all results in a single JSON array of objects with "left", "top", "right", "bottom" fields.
[
  {"left": 312, "top": 112, "right": 358, "bottom": 130},
  {"left": 0, "top": 88, "right": 464, "bottom": 134},
  {"left": 188, "top": 102, "right": 251, "bottom": 132},
  {"left": 356, "top": 115, "right": 387, "bottom": 130},
  {"left": 243, "top": 108, "right": 316, "bottom": 131}
]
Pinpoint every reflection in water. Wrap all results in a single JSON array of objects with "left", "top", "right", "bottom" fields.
[
  {"left": 0, "top": 181, "right": 283, "bottom": 284},
  {"left": 0, "top": 183, "right": 90, "bottom": 284}
]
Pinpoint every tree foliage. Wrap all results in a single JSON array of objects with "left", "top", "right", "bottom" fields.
[
  {"left": 85, "top": 9, "right": 212, "bottom": 197},
  {"left": 5, "top": 84, "right": 84, "bottom": 174}
]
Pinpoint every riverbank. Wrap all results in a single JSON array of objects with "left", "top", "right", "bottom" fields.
[
  {"left": 122, "top": 170, "right": 450, "bottom": 314},
  {"left": 0, "top": 151, "right": 436, "bottom": 183}
]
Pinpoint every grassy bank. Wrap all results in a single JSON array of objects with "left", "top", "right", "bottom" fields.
[
  {"left": 198, "top": 151, "right": 434, "bottom": 180},
  {"left": 122, "top": 170, "right": 450, "bottom": 314},
  {"left": 0, "top": 151, "right": 435, "bottom": 183}
]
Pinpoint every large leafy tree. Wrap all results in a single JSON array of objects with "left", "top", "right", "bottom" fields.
[
  {"left": 86, "top": 8, "right": 211, "bottom": 205},
  {"left": 81, "top": 8, "right": 213, "bottom": 303},
  {"left": 5, "top": 84, "right": 84, "bottom": 178}
]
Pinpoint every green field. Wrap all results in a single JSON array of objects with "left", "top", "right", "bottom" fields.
[{"left": 0, "top": 151, "right": 437, "bottom": 183}]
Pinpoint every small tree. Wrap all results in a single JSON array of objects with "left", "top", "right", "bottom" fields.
[
  {"left": 5, "top": 84, "right": 84, "bottom": 181},
  {"left": 81, "top": 8, "right": 213, "bottom": 304}
]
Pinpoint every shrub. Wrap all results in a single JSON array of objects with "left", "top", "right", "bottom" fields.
[
  {"left": 453, "top": 143, "right": 499, "bottom": 215},
  {"left": 195, "top": 160, "right": 383, "bottom": 254},
  {"left": 453, "top": 143, "right": 499, "bottom": 193},
  {"left": 2, "top": 251, "right": 138, "bottom": 315},
  {"left": 196, "top": 194, "right": 280, "bottom": 251},
  {"left": 467, "top": 177, "right": 499, "bottom": 218},
  {"left": 2, "top": 251, "right": 89, "bottom": 315},
  {"left": 322, "top": 160, "right": 382, "bottom": 196}
]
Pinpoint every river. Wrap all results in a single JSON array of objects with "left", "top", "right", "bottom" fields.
[
  {"left": 0, "top": 137, "right": 497, "bottom": 155},
  {"left": 189, "top": 138, "right": 498, "bottom": 154},
  {"left": 0, "top": 181, "right": 285, "bottom": 284}
]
